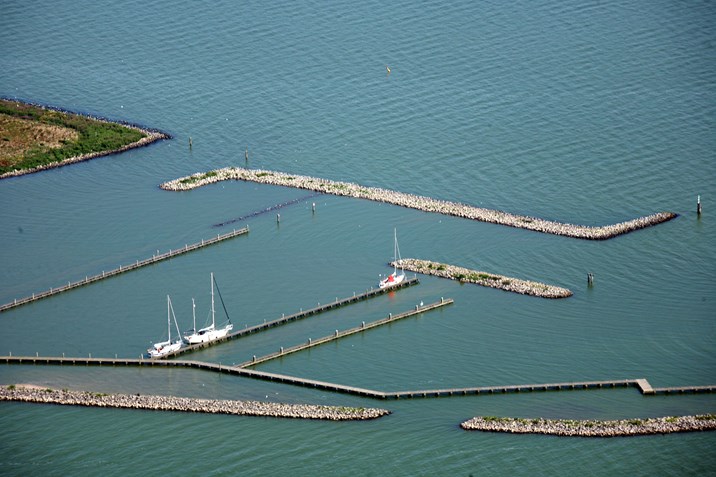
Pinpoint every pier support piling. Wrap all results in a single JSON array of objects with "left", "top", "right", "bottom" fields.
[{"left": 697, "top": 195, "right": 702, "bottom": 216}]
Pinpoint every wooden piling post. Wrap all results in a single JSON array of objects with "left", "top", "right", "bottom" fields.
[
  {"left": 245, "top": 146, "right": 248, "bottom": 162},
  {"left": 587, "top": 273, "right": 594, "bottom": 286},
  {"left": 277, "top": 213, "right": 280, "bottom": 223},
  {"left": 697, "top": 195, "right": 702, "bottom": 216},
  {"left": 189, "top": 137, "right": 193, "bottom": 148}
]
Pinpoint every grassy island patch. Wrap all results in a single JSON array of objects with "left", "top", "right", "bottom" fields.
[{"left": 0, "top": 99, "right": 148, "bottom": 175}]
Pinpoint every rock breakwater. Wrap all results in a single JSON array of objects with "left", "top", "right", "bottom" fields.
[
  {"left": 0, "top": 385, "right": 389, "bottom": 421},
  {"left": 460, "top": 414, "right": 716, "bottom": 437},
  {"left": 397, "top": 258, "right": 572, "bottom": 298},
  {"left": 160, "top": 167, "right": 677, "bottom": 240}
]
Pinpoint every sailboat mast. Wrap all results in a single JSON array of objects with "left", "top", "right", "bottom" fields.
[
  {"left": 211, "top": 272, "right": 215, "bottom": 328},
  {"left": 393, "top": 228, "right": 398, "bottom": 274},
  {"left": 167, "top": 295, "right": 171, "bottom": 339}
]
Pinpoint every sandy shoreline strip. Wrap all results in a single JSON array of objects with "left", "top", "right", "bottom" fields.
[
  {"left": 160, "top": 167, "right": 677, "bottom": 240},
  {"left": 460, "top": 415, "right": 716, "bottom": 437},
  {"left": 0, "top": 385, "right": 390, "bottom": 421}
]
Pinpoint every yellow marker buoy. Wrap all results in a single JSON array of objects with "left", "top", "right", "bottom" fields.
[{"left": 386, "top": 65, "right": 391, "bottom": 75}]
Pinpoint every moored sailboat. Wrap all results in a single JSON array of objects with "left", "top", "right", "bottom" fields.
[
  {"left": 148, "top": 295, "right": 183, "bottom": 358},
  {"left": 183, "top": 273, "right": 234, "bottom": 345},
  {"left": 379, "top": 228, "right": 406, "bottom": 289}
]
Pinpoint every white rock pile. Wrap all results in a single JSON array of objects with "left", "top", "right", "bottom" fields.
[
  {"left": 397, "top": 258, "right": 572, "bottom": 298},
  {"left": 460, "top": 415, "right": 716, "bottom": 437},
  {"left": 0, "top": 385, "right": 390, "bottom": 421},
  {"left": 160, "top": 167, "right": 677, "bottom": 240}
]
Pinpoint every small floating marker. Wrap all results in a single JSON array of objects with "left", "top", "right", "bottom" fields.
[
  {"left": 386, "top": 65, "right": 391, "bottom": 75},
  {"left": 697, "top": 195, "right": 702, "bottom": 216},
  {"left": 245, "top": 146, "right": 248, "bottom": 162},
  {"left": 312, "top": 202, "right": 316, "bottom": 213},
  {"left": 189, "top": 136, "right": 193, "bottom": 148},
  {"left": 587, "top": 273, "right": 594, "bottom": 286},
  {"left": 277, "top": 213, "right": 280, "bottom": 223}
]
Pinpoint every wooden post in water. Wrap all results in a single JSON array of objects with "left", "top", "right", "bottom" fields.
[
  {"left": 587, "top": 273, "right": 594, "bottom": 286},
  {"left": 245, "top": 146, "right": 248, "bottom": 162},
  {"left": 189, "top": 137, "right": 193, "bottom": 149},
  {"left": 697, "top": 195, "right": 702, "bottom": 216}
]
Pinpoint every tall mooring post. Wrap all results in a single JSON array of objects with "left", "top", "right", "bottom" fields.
[{"left": 697, "top": 195, "right": 702, "bottom": 216}]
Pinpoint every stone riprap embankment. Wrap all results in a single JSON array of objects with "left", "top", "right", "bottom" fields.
[
  {"left": 0, "top": 385, "right": 389, "bottom": 421},
  {"left": 0, "top": 127, "right": 169, "bottom": 180},
  {"left": 396, "top": 258, "right": 572, "bottom": 298},
  {"left": 160, "top": 167, "right": 677, "bottom": 240},
  {"left": 460, "top": 415, "right": 716, "bottom": 437}
]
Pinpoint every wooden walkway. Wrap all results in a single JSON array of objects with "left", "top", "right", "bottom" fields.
[
  {"left": 236, "top": 297, "right": 453, "bottom": 367},
  {"left": 3, "top": 353, "right": 713, "bottom": 399},
  {"left": 0, "top": 227, "right": 249, "bottom": 313},
  {"left": 159, "top": 277, "right": 420, "bottom": 358}
]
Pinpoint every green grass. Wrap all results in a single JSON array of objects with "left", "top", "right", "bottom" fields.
[
  {"left": 0, "top": 99, "right": 147, "bottom": 174},
  {"left": 180, "top": 170, "right": 218, "bottom": 184}
]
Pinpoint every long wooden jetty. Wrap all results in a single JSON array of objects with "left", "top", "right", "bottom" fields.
[
  {"left": 2, "top": 354, "right": 713, "bottom": 399},
  {"left": 237, "top": 297, "right": 453, "bottom": 367},
  {"left": 0, "top": 227, "right": 249, "bottom": 313},
  {"left": 159, "top": 277, "right": 419, "bottom": 358}
]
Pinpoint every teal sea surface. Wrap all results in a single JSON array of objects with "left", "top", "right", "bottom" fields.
[{"left": 1, "top": 1, "right": 715, "bottom": 475}]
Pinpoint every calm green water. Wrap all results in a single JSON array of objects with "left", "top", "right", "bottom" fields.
[{"left": 1, "top": 0, "right": 715, "bottom": 475}]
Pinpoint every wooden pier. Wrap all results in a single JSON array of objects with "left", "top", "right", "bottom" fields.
[
  {"left": 237, "top": 297, "right": 453, "bottom": 367},
  {"left": 159, "top": 277, "right": 420, "bottom": 358},
  {"left": 0, "top": 227, "right": 249, "bottom": 313},
  {"left": 3, "top": 354, "right": 713, "bottom": 400}
]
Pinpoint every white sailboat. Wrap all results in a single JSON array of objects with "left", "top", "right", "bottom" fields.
[
  {"left": 148, "top": 295, "right": 183, "bottom": 358},
  {"left": 379, "top": 228, "right": 406, "bottom": 289},
  {"left": 183, "top": 272, "right": 234, "bottom": 345}
]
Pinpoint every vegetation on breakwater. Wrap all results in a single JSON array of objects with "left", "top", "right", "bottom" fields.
[
  {"left": 396, "top": 258, "right": 572, "bottom": 298},
  {"left": 0, "top": 385, "right": 390, "bottom": 421},
  {"left": 460, "top": 414, "right": 716, "bottom": 437},
  {"left": 0, "top": 99, "right": 169, "bottom": 178},
  {"left": 160, "top": 167, "right": 677, "bottom": 240}
]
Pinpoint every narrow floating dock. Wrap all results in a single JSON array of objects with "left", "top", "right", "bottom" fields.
[
  {"left": 160, "top": 167, "right": 678, "bottom": 240},
  {"left": 159, "top": 277, "right": 420, "bottom": 359},
  {"left": 0, "top": 227, "right": 249, "bottom": 313},
  {"left": 237, "top": 297, "right": 453, "bottom": 368}
]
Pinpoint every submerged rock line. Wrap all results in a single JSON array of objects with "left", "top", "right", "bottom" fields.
[
  {"left": 0, "top": 385, "right": 389, "bottom": 421},
  {"left": 160, "top": 167, "right": 677, "bottom": 240}
]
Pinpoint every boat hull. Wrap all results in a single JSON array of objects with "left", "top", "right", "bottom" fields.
[
  {"left": 379, "top": 272, "right": 405, "bottom": 289},
  {"left": 183, "top": 324, "right": 233, "bottom": 345}
]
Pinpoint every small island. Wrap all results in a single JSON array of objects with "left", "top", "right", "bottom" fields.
[
  {"left": 396, "top": 258, "right": 573, "bottom": 298},
  {"left": 0, "top": 99, "right": 169, "bottom": 178},
  {"left": 1, "top": 385, "right": 390, "bottom": 421},
  {"left": 460, "top": 415, "right": 716, "bottom": 437}
]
